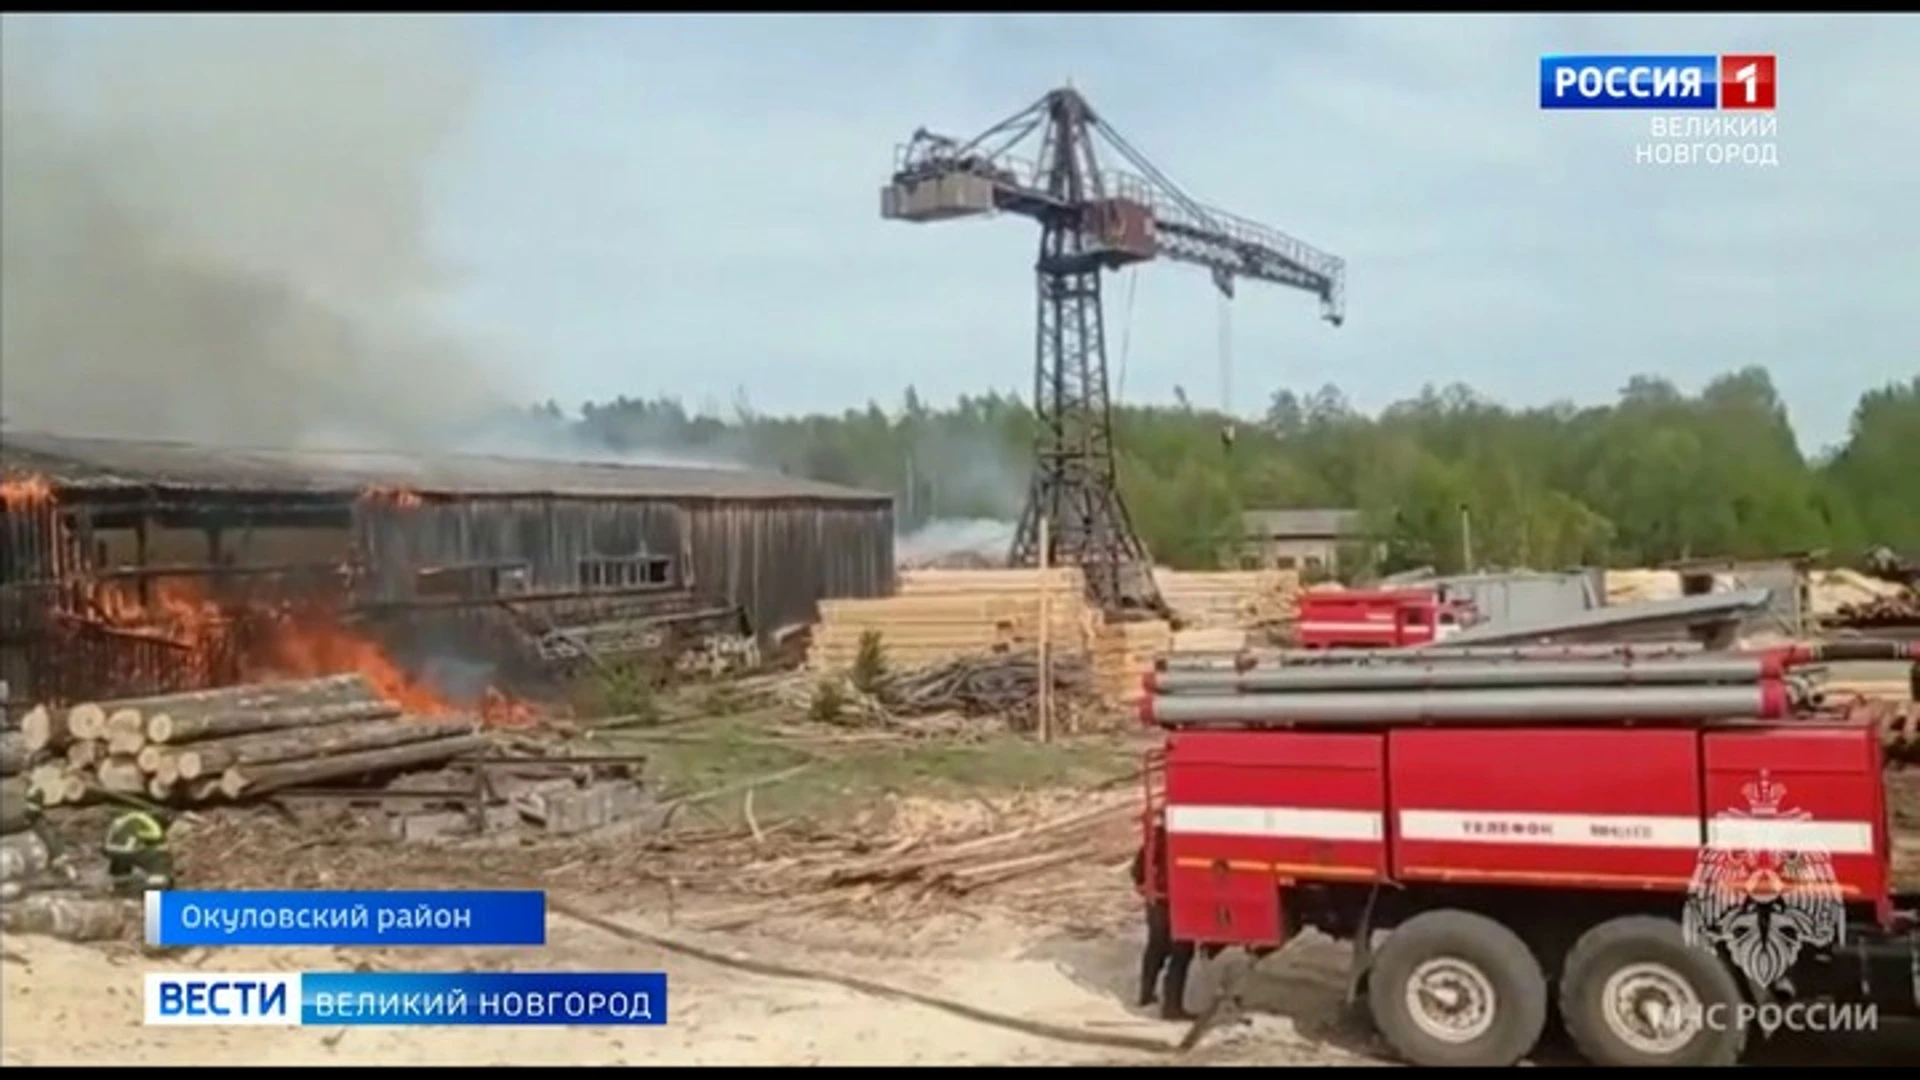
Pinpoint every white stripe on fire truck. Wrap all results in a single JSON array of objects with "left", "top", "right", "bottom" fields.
[
  {"left": 1397, "top": 810, "right": 1875, "bottom": 855},
  {"left": 1164, "top": 805, "right": 1384, "bottom": 842},
  {"left": 1165, "top": 805, "right": 1877, "bottom": 855}
]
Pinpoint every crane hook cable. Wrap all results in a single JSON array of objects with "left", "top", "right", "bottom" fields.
[
  {"left": 1114, "top": 266, "right": 1140, "bottom": 406},
  {"left": 546, "top": 896, "right": 1182, "bottom": 1056}
]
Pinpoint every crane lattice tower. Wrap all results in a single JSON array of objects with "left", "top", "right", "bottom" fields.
[{"left": 882, "top": 87, "right": 1345, "bottom": 614}]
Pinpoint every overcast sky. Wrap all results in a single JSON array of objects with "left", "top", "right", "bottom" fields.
[
  {"left": 429, "top": 14, "right": 1914, "bottom": 452},
  {"left": 9, "top": 15, "right": 1916, "bottom": 453}
]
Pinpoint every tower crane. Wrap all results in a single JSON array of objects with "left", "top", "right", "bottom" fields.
[{"left": 882, "top": 86, "right": 1345, "bottom": 615}]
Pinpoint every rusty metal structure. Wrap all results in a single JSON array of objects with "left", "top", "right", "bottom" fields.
[
  {"left": 0, "top": 431, "right": 894, "bottom": 702},
  {"left": 882, "top": 87, "right": 1345, "bottom": 615}
]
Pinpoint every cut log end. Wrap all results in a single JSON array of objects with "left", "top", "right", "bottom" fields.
[
  {"left": 0, "top": 730, "right": 32, "bottom": 777},
  {"left": 26, "top": 764, "right": 67, "bottom": 807},
  {"left": 106, "top": 708, "right": 144, "bottom": 738},
  {"left": 106, "top": 730, "right": 147, "bottom": 757},
  {"left": 66, "top": 703, "right": 107, "bottom": 742},
  {"left": 145, "top": 712, "right": 177, "bottom": 744},
  {"left": 0, "top": 830, "right": 51, "bottom": 882},
  {"left": 19, "top": 705, "right": 57, "bottom": 754},
  {"left": 65, "top": 740, "right": 102, "bottom": 770},
  {"left": 96, "top": 757, "right": 145, "bottom": 795}
]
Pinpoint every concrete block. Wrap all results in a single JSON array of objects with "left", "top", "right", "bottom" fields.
[
  {"left": 540, "top": 787, "right": 606, "bottom": 836},
  {"left": 602, "top": 780, "right": 648, "bottom": 822},
  {"left": 484, "top": 805, "right": 524, "bottom": 834},
  {"left": 395, "top": 811, "right": 471, "bottom": 843}
]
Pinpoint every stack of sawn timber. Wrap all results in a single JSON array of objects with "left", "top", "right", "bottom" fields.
[
  {"left": 9, "top": 673, "right": 484, "bottom": 809},
  {"left": 1155, "top": 568, "right": 1301, "bottom": 631},
  {"left": 806, "top": 567, "right": 1308, "bottom": 710},
  {"left": 807, "top": 568, "right": 1096, "bottom": 672}
]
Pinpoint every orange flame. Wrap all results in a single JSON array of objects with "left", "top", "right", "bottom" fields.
[
  {"left": 361, "top": 485, "right": 424, "bottom": 510},
  {"left": 94, "top": 578, "right": 535, "bottom": 726},
  {"left": 1, "top": 472, "right": 54, "bottom": 509}
]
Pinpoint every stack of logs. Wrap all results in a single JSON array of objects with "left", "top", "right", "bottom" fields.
[
  {"left": 1833, "top": 593, "right": 1920, "bottom": 630},
  {"left": 5, "top": 673, "right": 486, "bottom": 812}
]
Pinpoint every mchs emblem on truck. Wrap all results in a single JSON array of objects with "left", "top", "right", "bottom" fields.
[{"left": 1684, "top": 771, "right": 1846, "bottom": 987}]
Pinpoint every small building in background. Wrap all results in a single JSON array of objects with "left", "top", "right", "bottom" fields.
[
  {"left": 1661, "top": 552, "right": 1817, "bottom": 639},
  {"left": 1431, "top": 570, "right": 1604, "bottom": 627},
  {"left": 1235, "top": 508, "right": 1369, "bottom": 575}
]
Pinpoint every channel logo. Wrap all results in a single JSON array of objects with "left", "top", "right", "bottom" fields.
[
  {"left": 1540, "top": 55, "right": 1776, "bottom": 111},
  {"left": 145, "top": 973, "right": 299, "bottom": 1026}
]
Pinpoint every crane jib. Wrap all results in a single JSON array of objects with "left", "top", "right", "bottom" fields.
[{"left": 881, "top": 85, "right": 1345, "bottom": 614}]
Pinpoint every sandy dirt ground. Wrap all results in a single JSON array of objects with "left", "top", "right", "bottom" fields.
[
  {"left": 5, "top": 713, "right": 1920, "bottom": 1067},
  {"left": 8, "top": 888, "right": 1919, "bottom": 1067},
  {"left": 0, "top": 901, "right": 1379, "bottom": 1067}
]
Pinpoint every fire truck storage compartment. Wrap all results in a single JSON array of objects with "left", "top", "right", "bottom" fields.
[
  {"left": 1389, "top": 728, "right": 1706, "bottom": 889},
  {"left": 1163, "top": 730, "right": 1387, "bottom": 945},
  {"left": 1701, "top": 725, "right": 1889, "bottom": 903}
]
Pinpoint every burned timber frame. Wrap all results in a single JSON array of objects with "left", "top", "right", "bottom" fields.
[{"left": 0, "top": 431, "right": 893, "bottom": 702}]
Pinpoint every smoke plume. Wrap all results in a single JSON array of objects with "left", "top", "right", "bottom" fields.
[
  {"left": 896, "top": 517, "right": 1017, "bottom": 568},
  {"left": 0, "top": 15, "right": 512, "bottom": 450}
]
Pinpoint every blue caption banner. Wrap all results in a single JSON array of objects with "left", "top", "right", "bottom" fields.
[
  {"left": 303, "top": 971, "right": 668, "bottom": 1026},
  {"left": 1539, "top": 55, "right": 1719, "bottom": 110},
  {"left": 146, "top": 890, "right": 546, "bottom": 947}
]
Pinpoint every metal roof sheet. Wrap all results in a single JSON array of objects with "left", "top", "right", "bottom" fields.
[{"left": 0, "top": 430, "right": 889, "bottom": 503}]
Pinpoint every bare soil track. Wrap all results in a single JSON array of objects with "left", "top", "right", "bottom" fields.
[{"left": 4, "top": 713, "right": 1920, "bottom": 1066}]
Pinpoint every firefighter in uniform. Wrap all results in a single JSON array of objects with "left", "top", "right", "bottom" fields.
[
  {"left": 1130, "top": 811, "right": 1196, "bottom": 1020},
  {"left": 103, "top": 808, "right": 174, "bottom": 895}
]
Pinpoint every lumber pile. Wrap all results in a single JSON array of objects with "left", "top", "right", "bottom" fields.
[
  {"left": 1090, "top": 619, "right": 1173, "bottom": 707},
  {"left": 1604, "top": 569, "right": 1685, "bottom": 606},
  {"left": 5, "top": 674, "right": 483, "bottom": 812},
  {"left": 1811, "top": 567, "right": 1919, "bottom": 629},
  {"left": 1154, "top": 568, "right": 1300, "bottom": 630},
  {"left": 1810, "top": 568, "right": 1907, "bottom": 619},
  {"left": 802, "top": 567, "right": 1310, "bottom": 723},
  {"left": 1833, "top": 593, "right": 1920, "bottom": 630},
  {"left": 807, "top": 567, "right": 1305, "bottom": 715},
  {"left": 808, "top": 568, "right": 1097, "bottom": 672},
  {"left": 1172, "top": 626, "right": 1250, "bottom": 652}
]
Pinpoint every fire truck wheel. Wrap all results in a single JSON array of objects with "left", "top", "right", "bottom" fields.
[
  {"left": 1366, "top": 909, "right": 1548, "bottom": 1068},
  {"left": 1559, "top": 915, "right": 1747, "bottom": 1067}
]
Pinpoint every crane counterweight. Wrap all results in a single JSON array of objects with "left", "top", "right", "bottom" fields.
[{"left": 883, "top": 86, "right": 1346, "bottom": 614}]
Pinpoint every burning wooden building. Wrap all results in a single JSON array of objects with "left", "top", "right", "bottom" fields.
[{"left": 0, "top": 431, "right": 894, "bottom": 703}]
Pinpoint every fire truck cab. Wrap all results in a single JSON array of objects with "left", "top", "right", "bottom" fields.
[
  {"left": 1139, "top": 643, "right": 1920, "bottom": 1068},
  {"left": 1295, "top": 588, "right": 1474, "bottom": 651}
]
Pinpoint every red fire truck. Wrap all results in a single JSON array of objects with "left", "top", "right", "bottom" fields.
[
  {"left": 1138, "top": 640, "right": 1920, "bottom": 1067},
  {"left": 1294, "top": 588, "right": 1476, "bottom": 650}
]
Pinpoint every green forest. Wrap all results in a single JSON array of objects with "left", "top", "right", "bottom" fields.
[{"left": 525, "top": 368, "right": 1919, "bottom": 573}]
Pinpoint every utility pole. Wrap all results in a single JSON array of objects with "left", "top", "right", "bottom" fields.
[{"left": 1458, "top": 504, "right": 1475, "bottom": 574}]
